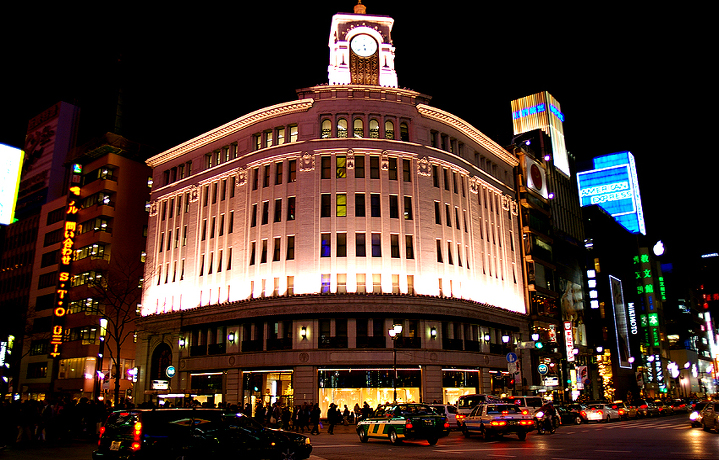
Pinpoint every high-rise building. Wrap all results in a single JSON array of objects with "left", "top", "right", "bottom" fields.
[
  {"left": 136, "top": 5, "right": 529, "bottom": 412},
  {"left": 511, "top": 92, "right": 588, "bottom": 399}
]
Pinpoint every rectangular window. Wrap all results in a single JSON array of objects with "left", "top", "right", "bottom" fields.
[
  {"left": 287, "top": 197, "right": 296, "bottom": 220},
  {"left": 249, "top": 242, "right": 256, "bottom": 265},
  {"left": 273, "top": 237, "right": 281, "bottom": 261},
  {"left": 261, "top": 201, "right": 269, "bottom": 225},
  {"left": 436, "top": 239, "right": 443, "bottom": 263},
  {"left": 357, "top": 274, "right": 366, "bottom": 294},
  {"left": 226, "top": 249, "right": 232, "bottom": 271},
  {"left": 433, "top": 165, "right": 440, "bottom": 187},
  {"left": 263, "top": 165, "right": 270, "bottom": 187},
  {"left": 228, "top": 212, "right": 234, "bottom": 234},
  {"left": 372, "top": 274, "right": 381, "bottom": 293},
  {"left": 443, "top": 167, "right": 450, "bottom": 190},
  {"left": 275, "top": 161, "right": 283, "bottom": 184},
  {"left": 321, "top": 274, "right": 331, "bottom": 293},
  {"left": 455, "top": 207, "right": 461, "bottom": 229},
  {"left": 447, "top": 242, "right": 454, "bottom": 265},
  {"left": 336, "top": 156, "right": 346, "bottom": 178},
  {"left": 388, "top": 157, "right": 397, "bottom": 180},
  {"left": 321, "top": 156, "right": 331, "bottom": 179},
  {"left": 370, "top": 193, "right": 381, "bottom": 217},
  {"left": 337, "top": 233, "right": 347, "bottom": 257},
  {"left": 336, "top": 193, "right": 347, "bottom": 217},
  {"left": 356, "top": 233, "right": 366, "bottom": 257},
  {"left": 355, "top": 155, "right": 365, "bottom": 178},
  {"left": 289, "top": 125, "right": 298, "bottom": 142},
  {"left": 286, "top": 236, "right": 295, "bottom": 260},
  {"left": 389, "top": 195, "right": 399, "bottom": 218},
  {"left": 252, "top": 168, "right": 259, "bottom": 190},
  {"left": 434, "top": 202, "right": 441, "bottom": 225},
  {"left": 321, "top": 233, "right": 331, "bottom": 257},
  {"left": 260, "top": 239, "right": 268, "bottom": 263},
  {"left": 370, "top": 156, "right": 380, "bottom": 179},
  {"left": 321, "top": 194, "right": 331, "bottom": 217},
  {"left": 355, "top": 193, "right": 366, "bottom": 217},
  {"left": 337, "top": 274, "right": 347, "bottom": 294},
  {"left": 251, "top": 204, "right": 258, "bottom": 227},
  {"left": 445, "top": 204, "right": 452, "bottom": 227},
  {"left": 288, "top": 159, "right": 297, "bottom": 182},
  {"left": 404, "top": 196, "right": 413, "bottom": 220},
  {"left": 371, "top": 233, "right": 382, "bottom": 257},
  {"left": 390, "top": 234, "right": 400, "bottom": 258},
  {"left": 405, "top": 235, "right": 414, "bottom": 259},
  {"left": 274, "top": 199, "right": 282, "bottom": 222},
  {"left": 402, "top": 159, "right": 411, "bottom": 182}
]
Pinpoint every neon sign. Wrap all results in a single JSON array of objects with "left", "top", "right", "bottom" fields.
[
  {"left": 512, "top": 103, "right": 565, "bottom": 122},
  {"left": 50, "top": 181, "right": 81, "bottom": 358}
]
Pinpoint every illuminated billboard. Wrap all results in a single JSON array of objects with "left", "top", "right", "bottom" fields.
[
  {"left": 511, "top": 91, "right": 570, "bottom": 177},
  {"left": 0, "top": 144, "right": 24, "bottom": 225},
  {"left": 577, "top": 151, "right": 646, "bottom": 235}
]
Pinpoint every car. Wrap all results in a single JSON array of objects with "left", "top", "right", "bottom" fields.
[
  {"left": 356, "top": 403, "right": 450, "bottom": 445},
  {"left": 690, "top": 400, "right": 711, "bottom": 427},
  {"left": 502, "top": 396, "right": 545, "bottom": 415},
  {"left": 670, "top": 399, "right": 689, "bottom": 413},
  {"left": 429, "top": 404, "right": 459, "bottom": 429},
  {"left": 556, "top": 404, "right": 586, "bottom": 425},
  {"left": 456, "top": 394, "right": 501, "bottom": 426},
  {"left": 461, "top": 403, "right": 535, "bottom": 440},
  {"left": 610, "top": 401, "right": 631, "bottom": 420},
  {"left": 585, "top": 403, "right": 620, "bottom": 423},
  {"left": 655, "top": 400, "right": 674, "bottom": 416},
  {"left": 93, "top": 408, "right": 312, "bottom": 460},
  {"left": 635, "top": 399, "right": 660, "bottom": 417},
  {"left": 700, "top": 402, "right": 719, "bottom": 432}
]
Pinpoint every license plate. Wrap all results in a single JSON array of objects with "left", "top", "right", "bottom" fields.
[
  {"left": 424, "top": 420, "right": 433, "bottom": 425},
  {"left": 110, "top": 441, "right": 121, "bottom": 451},
  {"left": 508, "top": 421, "right": 517, "bottom": 425}
]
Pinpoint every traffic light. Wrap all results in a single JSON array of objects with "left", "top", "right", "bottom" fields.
[{"left": 535, "top": 341, "right": 544, "bottom": 350}]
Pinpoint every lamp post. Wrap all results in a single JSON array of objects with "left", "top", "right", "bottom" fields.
[{"left": 388, "top": 324, "right": 403, "bottom": 403}]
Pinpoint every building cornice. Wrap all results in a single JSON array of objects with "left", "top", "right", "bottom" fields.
[
  {"left": 146, "top": 99, "right": 315, "bottom": 168},
  {"left": 416, "top": 104, "right": 518, "bottom": 167}
]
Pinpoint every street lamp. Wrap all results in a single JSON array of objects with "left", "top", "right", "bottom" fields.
[{"left": 388, "top": 324, "right": 403, "bottom": 403}]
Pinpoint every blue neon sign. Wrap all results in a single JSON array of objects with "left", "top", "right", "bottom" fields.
[
  {"left": 512, "top": 103, "right": 564, "bottom": 122},
  {"left": 577, "top": 152, "right": 646, "bottom": 235}
]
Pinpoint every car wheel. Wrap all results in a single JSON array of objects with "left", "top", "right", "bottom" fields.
[
  {"left": 605, "top": 415, "right": 610, "bottom": 423},
  {"left": 277, "top": 448, "right": 298, "bottom": 460},
  {"left": 574, "top": 415, "right": 582, "bottom": 425},
  {"left": 389, "top": 429, "right": 402, "bottom": 445},
  {"left": 462, "top": 424, "right": 471, "bottom": 438},
  {"left": 518, "top": 431, "right": 527, "bottom": 441},
  {"left": 427, "top": 437, "right": 438, "bottom": 445},
  {"left": 703, "top": 421, "right": 709, "bottom": 432},
  {"left": 357, "top": 428, "right": 369, "bottom": 443},
  {"left": 480, "top": 427, "right": 489, "bottom": 440}
]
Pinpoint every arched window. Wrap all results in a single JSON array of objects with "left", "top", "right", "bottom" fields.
[
  {"left": 150, "top": 342, "right": 173, "bottom": 381},
  {"left": 321, "top": 119, "right": 332, "bottom": 138},
  {"left": 353, "top": 118, "right": 364, "bottom": 138},
  {"left": 385, "top": 120, "right": 395, "bottom": 140},
  {"left": 400, "top": 122, "right": 409, "bottom": 142},
  {"left": 337, "top": 118, "right": 348, "bottom": 138},
  {"left": 369, "top": 119, "right": 380, "bottom": 138}
]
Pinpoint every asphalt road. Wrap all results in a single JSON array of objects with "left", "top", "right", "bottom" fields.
[{"left": 2, "top": 414, "right": 717, "bottom": 460}]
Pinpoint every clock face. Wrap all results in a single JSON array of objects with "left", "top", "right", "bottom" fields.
[{"left": 351, "top": 34, "right": 378, "bottom": 57}]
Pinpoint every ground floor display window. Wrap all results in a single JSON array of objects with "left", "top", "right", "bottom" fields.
[
  {"left": 318, "top": 368, "right": 421, "bottom": 417},
  {"left": 243, "top": 370, "right": 293, "bottom": 415},
  {"left": 442, "top": 369, "right": 480, "bottom": 405}
]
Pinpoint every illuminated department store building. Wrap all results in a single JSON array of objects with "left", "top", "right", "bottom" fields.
[{"left": 136, "top": 5, "right": 529, "bottom": 412}]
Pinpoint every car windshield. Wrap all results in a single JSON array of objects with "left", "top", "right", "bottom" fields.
[
  {"left": 487, "top": 405, "right": 522, "bottom": 415},
  {"left": 694, "top": 402, "right": 708, "bottom": 411},
  {"left": 396, "top": 404, "right": 435, "bottom": 416}
]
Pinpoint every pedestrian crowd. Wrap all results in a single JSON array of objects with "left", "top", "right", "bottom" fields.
[{"left": 0, "top": 396, "right": 113, "bottom": 449}]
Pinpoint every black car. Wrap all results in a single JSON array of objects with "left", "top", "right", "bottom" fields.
[
  {"left": 93, "top": 408, "right": 312, "bottom": 460},
  {"left": 556, "top": 404, "right": 586, "bottom": 425}
]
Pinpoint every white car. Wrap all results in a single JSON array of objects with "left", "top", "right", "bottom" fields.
[
  {"left": 585, "top": 403, "right": 620, "bottom": 422},
  {"left": 429, "top": 404, "right": 459, "bottom": 429}
]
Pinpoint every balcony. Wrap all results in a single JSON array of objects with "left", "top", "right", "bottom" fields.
[
  {"left": 319, "top": 336, "right": 348, "bottom": 349},
  {"left": 207, "top": 343, "right": 226, "bottom": 355},
  {"left": 266, "top": 337, "right": 292, "bottom": 351},
  {"left": 464, "top": 340, "right": 481, "bottom": 352},
  {"left": 189, "top": 344, "right": 207, "bottom": 356},
  {"left": 356, "top": 336, "right": 386, "bottom": 348},
  {"left": 442, "top": 338, "right": 464, "bottom": 351},
  {"left": 242, "top": 340, "right": 263, "bottom": 352},
  {"left": 396, "top": 337, "right": 421, "bottom": 349}
]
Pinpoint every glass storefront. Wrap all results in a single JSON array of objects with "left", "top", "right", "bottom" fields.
[
  {"left": 442, "top": 369, "right": 480, "bottom": 405},
  {"left": 243, "top": 370, "right": 294, "bottom": 415},
  {"left": 318, "top": 368, "right": 421, "bottom": 416}
]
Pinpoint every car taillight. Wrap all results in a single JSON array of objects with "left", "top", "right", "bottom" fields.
[
  {"left": 490, "top": 420, "right": 507, "bottom": 426},
  {"left": 520, "top": 420, "right": 533, "bottom": 426},
  {"left": 131, "top": 421, "right": 142, "bottom": 451},
  {"left": 457, "top": 414, "right": 465, "bottom": 421},
  {"left": 596, "top": 410, "right": 603, "bottom": 415},
  {"left": 619, "top": 409, "right": 625, "bottom": 415},
  {"left": 521, "top": 410, "right": 529, "bottom": 415},
  {"left": 98, "top": 426, "right": 105, "bottom": 446},
  {"left": 405, "top": 422, "right": 414, "bottom": 430},
  {"left": 580, "top": 411, "right": 586, "bottom": 417},
  {"left": 640, "top": 405, "right": 647, "bottom": 409}
]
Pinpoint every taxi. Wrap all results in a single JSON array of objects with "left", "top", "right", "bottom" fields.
[
  {"left": 356, "top": 403, "right": 450, "bottom": 445},
  {"left": 461, "top": 403, "right": 535, "bottom": 440}
]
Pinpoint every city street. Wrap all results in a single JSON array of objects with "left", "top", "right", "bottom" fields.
[{"left": 2, "top": 414, "right": 718, "bottom": 460}]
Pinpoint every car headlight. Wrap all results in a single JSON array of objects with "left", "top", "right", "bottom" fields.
[
  {"left": 690, "top": 412, "right": 698, "bottom": 421},
  {"left": 304, "top": 437, "right": 311, "bottom": 445}
]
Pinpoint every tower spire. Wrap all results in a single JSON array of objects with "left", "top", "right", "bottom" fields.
[{"left": 354, "top": 0, "right": 366, "bottom": 14}]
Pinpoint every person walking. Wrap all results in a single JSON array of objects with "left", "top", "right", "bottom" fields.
[
  {"left": 310, "top": 403, "right": 321, "bottom": 435},
  {"left": 327, "top": 403, "right": 336, "bottom": 434}
]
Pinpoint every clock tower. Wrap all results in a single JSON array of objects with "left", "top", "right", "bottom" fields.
[{"left": 327, "top": 2, "right": 398, "bottom": 87}]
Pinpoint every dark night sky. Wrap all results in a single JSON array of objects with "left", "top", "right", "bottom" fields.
[{"left": 0, "top": 2, "right": 712, "bottom": 267}]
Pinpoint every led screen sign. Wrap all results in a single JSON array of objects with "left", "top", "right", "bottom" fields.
[
  {"left": 0, "top": 144, "right": 24, "bottom": 225},
  {"left": 511, "top": 91, "right": 570, "bottom": 177},
  {"left": 577, "top": 151, "right": 646, "bottom": 235}
]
